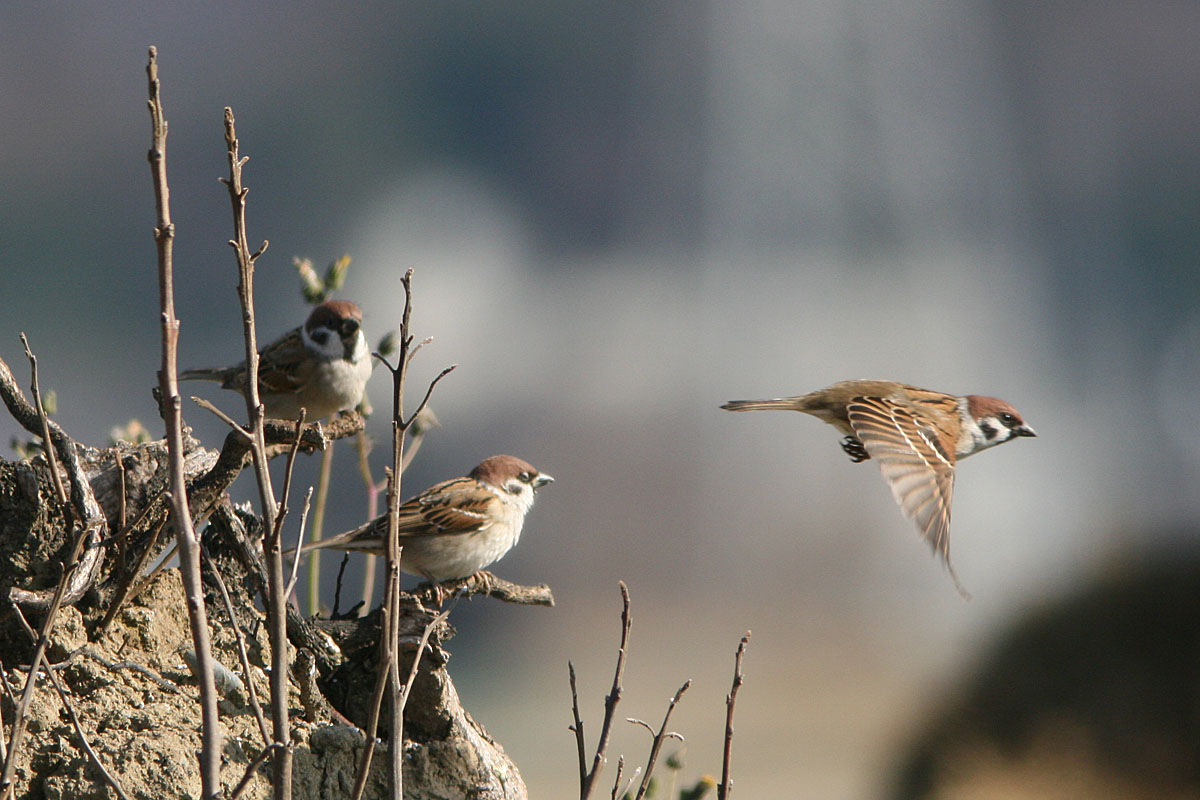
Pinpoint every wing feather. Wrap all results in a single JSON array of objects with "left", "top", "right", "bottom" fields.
[
  {"left": 847, "top": 398, "right": 969, "bottom": 597},
  {"left": 394, "top": 476, "right": 496, "bottom": 537}
]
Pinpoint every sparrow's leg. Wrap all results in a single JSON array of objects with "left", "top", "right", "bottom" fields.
[{"left": 840, "top": 435, "right": 871, "bottom": 463}]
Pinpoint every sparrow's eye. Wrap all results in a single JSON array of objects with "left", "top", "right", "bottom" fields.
[
  {"left": 999, "top": 412, "right": 1018, "bottom": 427},
  {"left": 518, "top": 471, "right": 532, "bottom": 483},
  {"left": 309, "top": 330, "right": 330, "bottom": 346}
]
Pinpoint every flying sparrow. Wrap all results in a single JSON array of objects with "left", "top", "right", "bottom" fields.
[
  {"left": 297, "top": 454, "right": 554, "bottom": 584},
  {"left": 181, "top": 300, "right": 373, "bottom": 420},
  {"left": 722, "top": 380, "right": 1036, "bottom": 595}
]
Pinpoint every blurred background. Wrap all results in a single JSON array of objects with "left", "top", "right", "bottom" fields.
[{"left": 2, "top": 2, "right": 1199, "bottom": 797}]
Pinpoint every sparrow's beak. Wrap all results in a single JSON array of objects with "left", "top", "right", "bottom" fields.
[
  {"left": 533, "top": 473, "right": 555, "bottom": 489},
  {"left": 1015, "top": 425, "right": 1037, "bottom": 438}
]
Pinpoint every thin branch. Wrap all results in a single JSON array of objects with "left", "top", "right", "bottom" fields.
[
  {"left": 11, "top": 607, "right": 131, "bottom": 800},
  {"left": 350, "top": 269, "right": 455, "bottom": 800},
  {"left": 632, "top": 680, "right": 692, "bottom": 800},
  {"left": 221, "top": 105, "right": 291, "bottom": 800},
  {"left": 193, "top": 397, "right": 253, "bottom": 441},
  {"left": 401, "top": 364, "right": 456, "bottom": 429},
  {"left": 203, "top": 548, "right": 271, "bottom": 748},
  {"left": 0, "top": 354, "right": 107, "bottom": 611},
  {"left": 578, "top": 582, "right": 633, "bottom": 798},
  {"left": 718, "top": 632, "right": 750, "bottom": 800},
  {"left": 284, "top": 487, "right": 315, "bottom": 599},
  {"left": 270, "top": 413, "right": 307, "bottom": 548},
  {"left": 569, "top": 662, "right": 588, "bottom": 790},
  {"left": 0, "top": 341, "right": 108, "bottom": 796},
  {"left": 306, "top": 439, "right": 335, "bottom": 616},
  {"left": 229, "top": 743, "right": 282, "bottom": 800},
  {"left": 11, "top": 635, "right": 127, "bottom": 800},
  {"left": 19, "top": 333, "right": 66, "bottom": 505},
  {"left": 145, "top": 47, "right": 222, "bottom": 800}
]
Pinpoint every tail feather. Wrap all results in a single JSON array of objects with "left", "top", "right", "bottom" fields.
[
  {"left": 720, "top": 398, "right": 802, "bottom": 412},
  {"left": 179, "top": 368, "right": 223, "bottom": 382}
]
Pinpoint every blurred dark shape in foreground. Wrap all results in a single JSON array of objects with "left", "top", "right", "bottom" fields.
[{"left": 889, "top": 534, "right": 1200, "bottom": 800}]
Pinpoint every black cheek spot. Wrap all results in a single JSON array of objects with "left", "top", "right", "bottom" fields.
[
  {"left": 980, "top": 421, "right": 999, "bottom": 440},
  {"left": 310, "top": 330, "right": 330, "bottom": 346}
]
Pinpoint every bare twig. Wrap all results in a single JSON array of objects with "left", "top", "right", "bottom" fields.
[
  {"left": 718, "top": 633, "right": 750, "bottom": 800},
  {"left": 575, "top": 582, "right": 633, "bottom": 799},
  {"left": 284, "top": 487, "right": 316, "bottom": 599},
  {"left": 203, "top": 548, "right": 271, "bottom": 748},
  {"left": 631, "top": 680, "right": 692, "bottom": 800},
  {"left": 19, "top": 333, "right": 66, "bottom": 505},
  {"left": 350, "top": 270, "right": 455, "bottom": 800},
  {"left": 0, "top": 353, "right": 107, "bottom": 612},
  {"left": 221, "top": 105, "right": 291, "bottom": 800},
  {"left": 229, "top": 743, "right": 282, "bottom": 800},
  {"left": 609, "top": 756, "right": 628, "bottom": 800},
  {"left": 569, "top": 662, "right": 588, "bottom": 790},
  {"left": 144, "top": 48, "right": 223, "bottom": 800},
  {"left": 353, "top": 431, "right": 382, "bottom": 614},
  {"left": 10, "top": 607, "right": 130, "bottom": 800},
  {"left": 0, "top": 340, "right": 108, "bottom": 797},
  {"left": 306, "top": 440, "right": 335, "bottom": 615}
]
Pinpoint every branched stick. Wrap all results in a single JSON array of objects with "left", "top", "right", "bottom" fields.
[
  {"left": 575, "top": 581, "right": 633, "bottom": 799},
  {"left": 350, "top": 270, "right": 454, "bottom": 800},
  {"left": 0, "top": 352, "right": 107, "bottom": 611},
  {"left": 220, "top": 105, "right": 291, "bottom": 800},
  {"left": 0, "top": 336, "right": 108, "bottom": 798},
  {"left": 631, "top": 680, "right": 692, "bottom": 800},
  {"left": 719, "top": 633, "right": 750, "bottom": 800},
  {"left": 11, "top": 607, "right": 130, "bottom": 800},
  {"left": 145, "top": 48, "right": 223, "bottom": 800}
]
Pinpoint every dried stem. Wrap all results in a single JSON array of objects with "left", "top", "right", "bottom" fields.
[
  {"left": 306, "top": 441, "right": 335, "bottom": 615},
  {"left": 354, "top": 431, "right": 382, "bottom": 613},
  {"left": 631, "top": 680, "right": 692, "bottom": 800},
  {"left": 11, "top": 607, "right": 130, "bottom": 800},
  {"left": 145, "top": 48, "right": 223, "bottom": 800},
  {"left": 718, "top": 633, "right": 750, "bottom": 800},
  {"left": 220, "top": 105, "right": 291, "bottom": 799},
  {"left": 0, "top": 334, "right": 110, "bottom": 800},
  {"left": 19, "top": 334, "right": 66, "bottom": 505},
  {"left": 349, "top": 270, "right": 454, "bottom": 800},
  {"left": 575, "top": 581, "right": 633, "bottom": 799},
  {"left": 202, "top": 548, "right": 271, "bottom": 748}
]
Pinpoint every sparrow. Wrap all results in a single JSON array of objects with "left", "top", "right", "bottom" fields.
[
  {"left": 297, "top": 454, "right": 554, "bottom": 583},
  {"left": 722, "top": 380, "right": 1036, "bottom": 595},
  {"left": 181, "top": 300, "right": 372, "bottom": 420}
]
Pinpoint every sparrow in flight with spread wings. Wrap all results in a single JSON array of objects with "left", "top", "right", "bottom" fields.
[{"left": 722, "top": 380, "right": 1036, "bottom": 595}]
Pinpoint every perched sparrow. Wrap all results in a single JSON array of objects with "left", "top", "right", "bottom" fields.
[
  {"left": 722, "top": 380, "right": 1036, "bottom": 594},
  {"left": 181, "top": 300, "right": 372, "bottom": 420},
  {"left": 298, "top": 455, "right": 554, "bottom": 583}
]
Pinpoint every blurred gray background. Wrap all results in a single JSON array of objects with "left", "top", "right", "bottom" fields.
[{"left": 2, "top": 2, "right": 1198, "bottom": 797}]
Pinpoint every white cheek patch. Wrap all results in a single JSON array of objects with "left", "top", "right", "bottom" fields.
[{"left": 348, "top": 330, "right": 370, "bottom": 363}]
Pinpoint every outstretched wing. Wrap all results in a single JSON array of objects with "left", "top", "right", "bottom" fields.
[{"left": 847, "top": 397, "right": 968, "bottom": 597}]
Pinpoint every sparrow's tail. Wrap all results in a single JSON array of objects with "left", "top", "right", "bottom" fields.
[
  {"left": 720, "top": 398, "right": 805, "bottom": 412},
  {"left": 178, "top": 367, "right": 223, "bottom": 382},
  {"left": 296, "top": 519, "right": 382, "bottom": 555}
]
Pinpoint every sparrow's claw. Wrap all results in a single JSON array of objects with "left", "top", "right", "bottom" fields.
[{"left": 840, "top": 435, "right": 871, "bottom": 463}]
